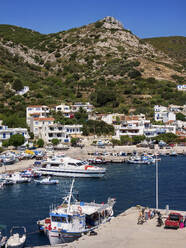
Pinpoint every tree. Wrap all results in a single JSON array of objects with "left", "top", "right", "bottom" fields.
[
  {"left": 176, "top": 113, "right": 185, "bottom": 121},
  {"left": 71, "top": 137, "right": 79, "bottom": 147},
  {"left": 9, "top": 134, "right": 25, "bottom": 147},
  {"left": 51, "top": 138, "right": 60, "bottom": 146},
  {"left": 154, "top": 133, "right": 178, "bottom": 144},
  {"left": 37, "top": 138, "right": 44, "bottom": 147},
  {"left": 131, "top": 135, "right": 145, "bottom": 145},
  {"left": 120, "top": 135, "right": 132, "bottom": 145},
  {"left": 12, "top": 79, "right": 23, "bottom": 91}
]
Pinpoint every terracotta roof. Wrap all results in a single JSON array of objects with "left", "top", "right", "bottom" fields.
[
  {"left": 27, "top": 105, "right": 43, "bottom": 108},
  {"left": 33, "top": 118, "right": 54, "bottom": 121},
  {"left": 30, "top": 113, "right": 41, "bottom": 116},
  {"left": 125, "top": 116, "right": 139, "bottom": 121}
]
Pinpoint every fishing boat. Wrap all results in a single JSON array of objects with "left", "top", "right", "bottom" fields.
[
  {"left": 0, "top": 231, "right": 7, "bottom": 247},
  {"left": 127, "top": 154, "right": 155, "bottom": 164},
  {"left": 37, "top": 179, "right": 115, "bottom": 245},
  {"left": 34, "top": 176, "right": 59, "bottom": 185},
  {"left": 5, "top": 226, "right": 26, "bottom": 248},
  {"left": 33, "top": 155, "right": 106, "bottom": 178}
]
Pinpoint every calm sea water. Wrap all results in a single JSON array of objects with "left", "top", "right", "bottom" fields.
[{"left": 0, "top": 156, "right": 185, "bottom": 246}]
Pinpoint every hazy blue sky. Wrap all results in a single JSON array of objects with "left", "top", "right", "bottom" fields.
[{"left": 0, "top": 0, "right": 185, "bottom": 38}]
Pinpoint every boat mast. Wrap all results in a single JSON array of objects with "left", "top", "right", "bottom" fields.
[{"left": 67, "top": 178, "right": 75, "bottom": 214}]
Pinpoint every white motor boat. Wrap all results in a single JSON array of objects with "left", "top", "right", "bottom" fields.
[
  {"left": 5, "top": 226, "right": 26, "bottom": 248},
  {"left": 37, "top": 179, "right": 115, "bottom": 245},
  {"left": 6, "top": 173, "right": 31, "bottom": 184},
  {"left": 34, "top": 177, "right": 59, "bottom": 185},
  {"left": 0, "top": 231, "right": 7, "bottom": 247},
  {"left": 34, "top": 155, "right": 106, "bottom": 178},
  {"left": 128, "top": 154, "right": 155, "bottom": 164}
]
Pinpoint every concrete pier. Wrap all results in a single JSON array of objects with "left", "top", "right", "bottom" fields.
[{"left": 32, "top": 206, "right": 186, "bottom": 248}]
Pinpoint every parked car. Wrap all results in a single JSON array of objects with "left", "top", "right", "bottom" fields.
[{"left": 165, "top": 212, "right": 183, "bottom": 229}]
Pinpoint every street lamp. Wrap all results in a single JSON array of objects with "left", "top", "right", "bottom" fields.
[{"left": 156, "top": 154, "right": 158, "bottom": 209}]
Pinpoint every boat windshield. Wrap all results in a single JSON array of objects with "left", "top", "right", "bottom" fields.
[{"left": 52, "top": 216, "right": 67, "bottom": 223}]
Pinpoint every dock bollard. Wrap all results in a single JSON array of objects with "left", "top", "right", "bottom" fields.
[{"left": 165, "top": 204, "right": 169, "bottom": 215}]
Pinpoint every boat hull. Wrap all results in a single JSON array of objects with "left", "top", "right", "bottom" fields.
[
  {"left": 48, "top": 230, "right": 82, "bottom": 245},
  {"left": 34, "top": 169, "right": 105, "bottom": 178}
]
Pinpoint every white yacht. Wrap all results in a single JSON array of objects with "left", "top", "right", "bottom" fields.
[
  {"left": 34, "top": 155, "right": 106, "bottom": 178},
  {"left": 37, "top": 179, "right": 115, "bottom": 245}
]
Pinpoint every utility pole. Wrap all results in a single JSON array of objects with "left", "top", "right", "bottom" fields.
[{"left": 156, "top": 154, "right": 158, "bottom": 209}]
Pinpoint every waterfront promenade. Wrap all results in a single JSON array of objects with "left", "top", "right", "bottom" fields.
[
  {"left": 0, "top": 144, "right": 186, "bottom": 174},
  {"left": 33, "top": 207, "right": 186, "bottom": 248}
]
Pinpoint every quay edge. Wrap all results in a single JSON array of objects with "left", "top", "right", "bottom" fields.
[{"left": 32, "top": 206, "right": 186, "bottom": 248}]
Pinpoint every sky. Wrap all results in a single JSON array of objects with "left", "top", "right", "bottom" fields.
[{"left": 0, "top": 0, "right": 185, "bottom": 38}]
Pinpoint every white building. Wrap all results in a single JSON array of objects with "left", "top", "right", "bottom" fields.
[
  {"left": 114, "top": 116, "right": 150, "bottom": 139},
  {"left": 16, "top": 86, "right": 29, "bottom": 96},
  {"left": 53, "top": 104, "right": 73, "bottom": 118},
  {"left": 144, "top": 125, "right": 176, "bottom": 138},
  {"left": 30, "top": 117, "right": 55, "bottom": 138},
  {"left": 71, "top": 102, "right": 94, "bottom": 113},
  {"left": 154, "top": 105, "right": 176, "bottom": 123},
  {"left": 177, "top": 85, "right": 186, "bottom": 91},
  {"left": 0, "top": 120, "right": 30, "bottom": 147},
  {"left": 30, "top": 117, "right": 82, "bottom": 144},
  {"left": 42, "top": 124, "right": 83, "bottom": 144},
  {"left": 26, "top": 105, "right": 50, "bottom": 126}
]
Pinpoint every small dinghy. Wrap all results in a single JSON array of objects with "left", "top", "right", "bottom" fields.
[
  {"left": 5, "top": 226, "right": 26, "bottom": 248},
  {"left": 0, "top": 231, "right": 7, "bottom": 247},
  {"left": 34, "top": 176, "right": 59, "bottom": 185}
]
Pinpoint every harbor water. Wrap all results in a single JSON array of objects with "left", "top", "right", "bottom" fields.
[{"left": 0, "top": 155, "right": 185, "bottom": 246}]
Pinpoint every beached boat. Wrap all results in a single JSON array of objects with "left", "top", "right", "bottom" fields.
[
  {"left": 34, "top": 176, "right": 59, "bottom": 185},
  {"left": 37, "top": 179, "right": 115, "bottom": 245},
  {"left": 5, "top": 226, "right": 26, "bottom": 248},
  {"left": 34, "top": 155, "right": 106, "bottom": 178}
]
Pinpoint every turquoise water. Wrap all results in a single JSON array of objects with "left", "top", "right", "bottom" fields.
[{"left": 0, "top": 156, "right": 185, "bottom": 246}]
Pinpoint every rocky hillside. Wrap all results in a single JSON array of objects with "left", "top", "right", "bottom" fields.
[{"left": 0, "top": 17, "right": 185, "bottom": 126}]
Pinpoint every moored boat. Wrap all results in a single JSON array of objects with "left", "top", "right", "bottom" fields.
[
  {"left": 0, "top": 231, "right": 7, "bottom": 248},
  {"left": 5, "top": 226, "right": 26, "bottom": 248},
  {"left": 33, "top": 155, "right": 106, "bottom": 178},
  {"left": 34, "top": 176, "right": 59, "bottom": 185},
  {"left": 37, "top": 179, "right": 115, "bottom": 245}
]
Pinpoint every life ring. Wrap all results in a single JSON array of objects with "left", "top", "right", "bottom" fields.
[{"left": 78, "top": 206, "right": 82, "bottom": 215}]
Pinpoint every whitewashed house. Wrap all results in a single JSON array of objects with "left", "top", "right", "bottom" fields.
[
  {"left": 114, "top": 115, "right": 150, "bottom": 139},
  {"left": 16, "top": 86, "right": 29, "bottom": 96},
  {"left": 53, "top": 104, "right": 73, "bottom": 118},
  {"left": 144, "top": 124, "right": 176, "bottom": 138},
  {"left": 71, "top": 102, "right": 94, "bottom": 113},
  {"left": 26, "top": 105, "right": 50, "bottom": 126},
  {"left": 41, "top": 124, "right": 83, "bottom": 144},
  {"left": 30, "top": 117, "right": 55, "bottom": 138},
  {"left": 177, "top": 85, "right": 186, "bottom": 91},
  {"left": 154, "top": 105, "right": 176, "bottom": 123},
  {"left": 0, "top": 120, "right": 30, "bottom": 147}
]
